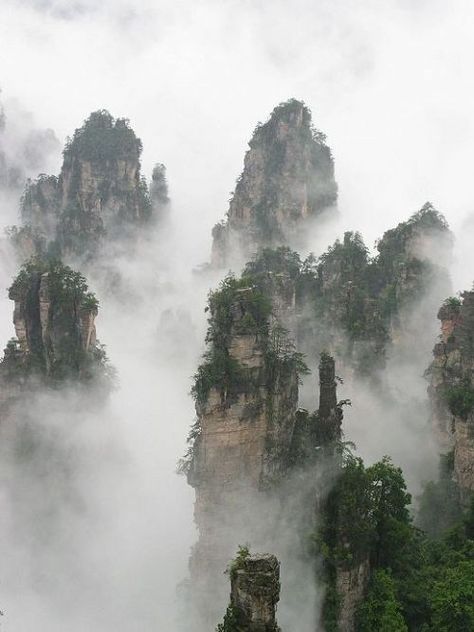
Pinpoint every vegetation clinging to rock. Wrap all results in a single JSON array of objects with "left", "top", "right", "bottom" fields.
[{"left": 63, "top": 110, "right": 143, "bottom": 163}]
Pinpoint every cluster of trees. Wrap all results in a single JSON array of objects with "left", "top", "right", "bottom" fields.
[
  {"left": 318, "top": 452, "right": 474, "bottom": 631},
  {"left": 62, "top": 109, "right": 143, "bottom": 163}
]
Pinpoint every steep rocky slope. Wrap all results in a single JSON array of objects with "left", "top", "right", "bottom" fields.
[
  {"left": 237, "top": 202, "right": 451, "bottom": 380},
  {"left": 0, "top": 259, "right": 112, "bottom": 404},
  {"left": 12, "top": 110, "right": 167, "bottom": 261},
  {"left": 186, "top": 180, "right": 455, "bottom": 629},
  {"left": 211, "top": 99, "right": 337, "bottom": 267},
  {"left": 217, "top": 549, "right": 281, "bottom": 632},
  {"left": 182, "top": 256, "right": 361, "bottom": 628},
  {"left": 183, "top": 275, "right": 305, "bottom": 625},
  {"left": 428, "top": 291, "right": 474, "bottom": 504}
]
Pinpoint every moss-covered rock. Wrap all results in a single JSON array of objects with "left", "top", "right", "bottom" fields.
[{"left": 1, "top": 258, "right": 113, "bottom": 389}]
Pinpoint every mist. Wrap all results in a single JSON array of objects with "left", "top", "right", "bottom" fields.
[{"left": 1, "top": 1, "right": 474, "bottom": 630}]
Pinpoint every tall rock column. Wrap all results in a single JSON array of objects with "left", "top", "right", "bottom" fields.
[
  {"left": 0, "top": 259, "right": 109, "bottom": 392},
  {"left": 218, "top": 551, "right": 281, "bottom": 632},
  {"left": 428, "top": 292, "right": 474, "bottom": 504},
  {"left": 14, "top": 110, "right": 163, "bottom": 263},
  {"left": 211, "top": 99, "right": 337, "bottom": 267},
  {"left": 184, "top": 277, "right": 302, "bottom": 626}
]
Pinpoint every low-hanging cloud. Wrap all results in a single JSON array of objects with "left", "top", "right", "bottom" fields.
[{"left": 0, "top": 1, "right": 474, "bottom": 630}]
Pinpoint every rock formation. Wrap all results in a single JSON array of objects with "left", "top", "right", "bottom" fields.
[
  {"left": 312, "top": 203, "right": 452, "bottom": 374},
  {"left": 184, "top": 275, "right": 302, "bottom": 625},
  {"left": 238, "top": 203, "right": 451, "bottom": 381},
  {"left": 13, "top": 110, "right": 160, "bottom": 261},
  {"left": 150, "top": 162, "right": 170, "bottom": 221},
  {"left": 428, "top": 291, "right": 474, "bottom": 504},
  {"left": 211, "top": 99, "right": 337, "bottom": 267},
  {"left": 217, "top": 549, "right": 281, "bottom": 632},
  {"left": 289, "top": 352, "right": 345, "bottom": 465},
  {"left": 183, "top": 260, "right": 356, "bottom": 627},
  {"left": 0, "top": 259, "right": 111, "bottom": 395}
]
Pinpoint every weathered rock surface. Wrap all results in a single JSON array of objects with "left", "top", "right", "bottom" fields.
[
  {"left": 14, "top": 110, "right": 159, "bottom": 261},
  {"left": 211, "top": 99, "right": 337, "bottom": 267},
  {"left": 336, "top": 559, "right": 371, "bottom": 632},
  {"left": 0, "top": 260, "right": 110, "bottom": 391},
  {"left": 428, "top": 291, "right": 474, "bottom": 503},
  {"left": 218, "top": 552, "right": 281, "bottom": 632},
  {"left": 186, "top": 282, "right": 299, "bottom": 625}
]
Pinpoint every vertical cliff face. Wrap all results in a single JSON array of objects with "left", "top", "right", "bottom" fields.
[
  {"left": 183, "top": 274, "right": 304, "bottom": 626},
  {"left": 0, "top": 259, "right": 110, "bottom": 389},
  {"left": 289, "top": 352, "right": 345, "bottom": 467},
  {"left": 218, "top": 550, "right": 281, "bottom": 632},
  {"left": 13, "top": 110, "right": 162, "bottom": 262},
  {"left": 211, "top": 99, "right": 337, "bottom": 267},
  {"left": 335, "top": 560, "right": 371, "bottom": 632},
  {"left": 150, "top": 162, "right": 170, "bottom": 220},
  {"left": 428, "top": 291, "right": 474, "bottom": 502},
  {"left": 57, "top": 110, "right": 151, "bottom": 256},
  {"left": 187, "top": 278, "right": 302, "bottom": 492},
  {"left": 10, "top": 175, "right": 61, "bottom": 258}
]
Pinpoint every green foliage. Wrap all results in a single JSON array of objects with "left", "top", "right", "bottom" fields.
[
  {"left": 356, "top": 570, "right": 408, "bottom": 632},
  {"left": 319, "top": 230, "right": 369, "bottom": 272},
  {"left": 317, "top": 455, "right": 417, "bottom": 630},
  {"left": 251, "top": 98, "right": 330, "bottom": 151},
  {"left": 4, "top": 258, "right": 110, "bottom": 386},
  {"left": 251, "top": 99, "right": 314, "bottom": 147},
  {"left": 429, "top": 561, "right": 474, "bottom": 631},
  {"left": 417, "top": 452, "right": 462, "bottom": 537},
  {"left": 244, "top": 246, "right": 303, "bottom": 282},
  {"left": 215, "top": 547, "right": 252, "bottom": 631},
  {"left": 150, "top": 162, "right": 170, "bottom": 208},
  {"left": 238, "top": 99, "right": 336, "bottom": 240},
  {"left": 205, "top": 275, "right": 272, "bottom": 348},
  {"left": 300, "top": 203, "right": 451, "bottom": 375},
  {"left": 63, "top": 110, "right": 142, "bottom": 162},
  {"left": 445, "top": 381, "right": 474, "bottom": 419},
  {"left": 216, "top": 605, "right": 243, "bottom": 632},
  {"left": 191, "top": 275, "right": 273, "bottom": 405},
  {"left": 313, "top": 232, "right": 385, "bottom": 350},
  {"left": 376, "top": 202, "right": 449, "bottom": 271},
  {"left": 317, "top": 445, "right": 474, "bottom": 631},
  {"left": 318, "top": 455, "right": 375, "bottom": 567},
  {"left": 191, "top": 348, "right": 248, "bottom": 406},
  {"left": 9, "top": 258, "right": 99, "bottom": 310},
  {"left": 265, "top": 324, "right": 309, "bottom": 387},
  {"left": 0, "top": 338, "right": 25, "bottom": 381},
  {"left": 228, "top": 544, "right": 251, "bottom": 580},
  {"left": 444, "top": 296, "right": 462, "bottom": 308},
  {"left": 365, "top": 457, "right": 412, "bottom": 569},
  {"left": 176, "top": 418, "right": 201, "bottom": 476}
]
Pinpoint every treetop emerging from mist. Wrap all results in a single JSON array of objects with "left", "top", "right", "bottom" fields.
[
  {"left": 63, "top": 109, "right": 143, "bottom": 163},
  {"left": 9, "top": 258, "right": 99, "bottom": 312},
  {"left": 377, "top": 201, "right": 451, "bottom": 256},
  {"left": 250, "top": 98, "right": 329, "bottom": 147}
]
